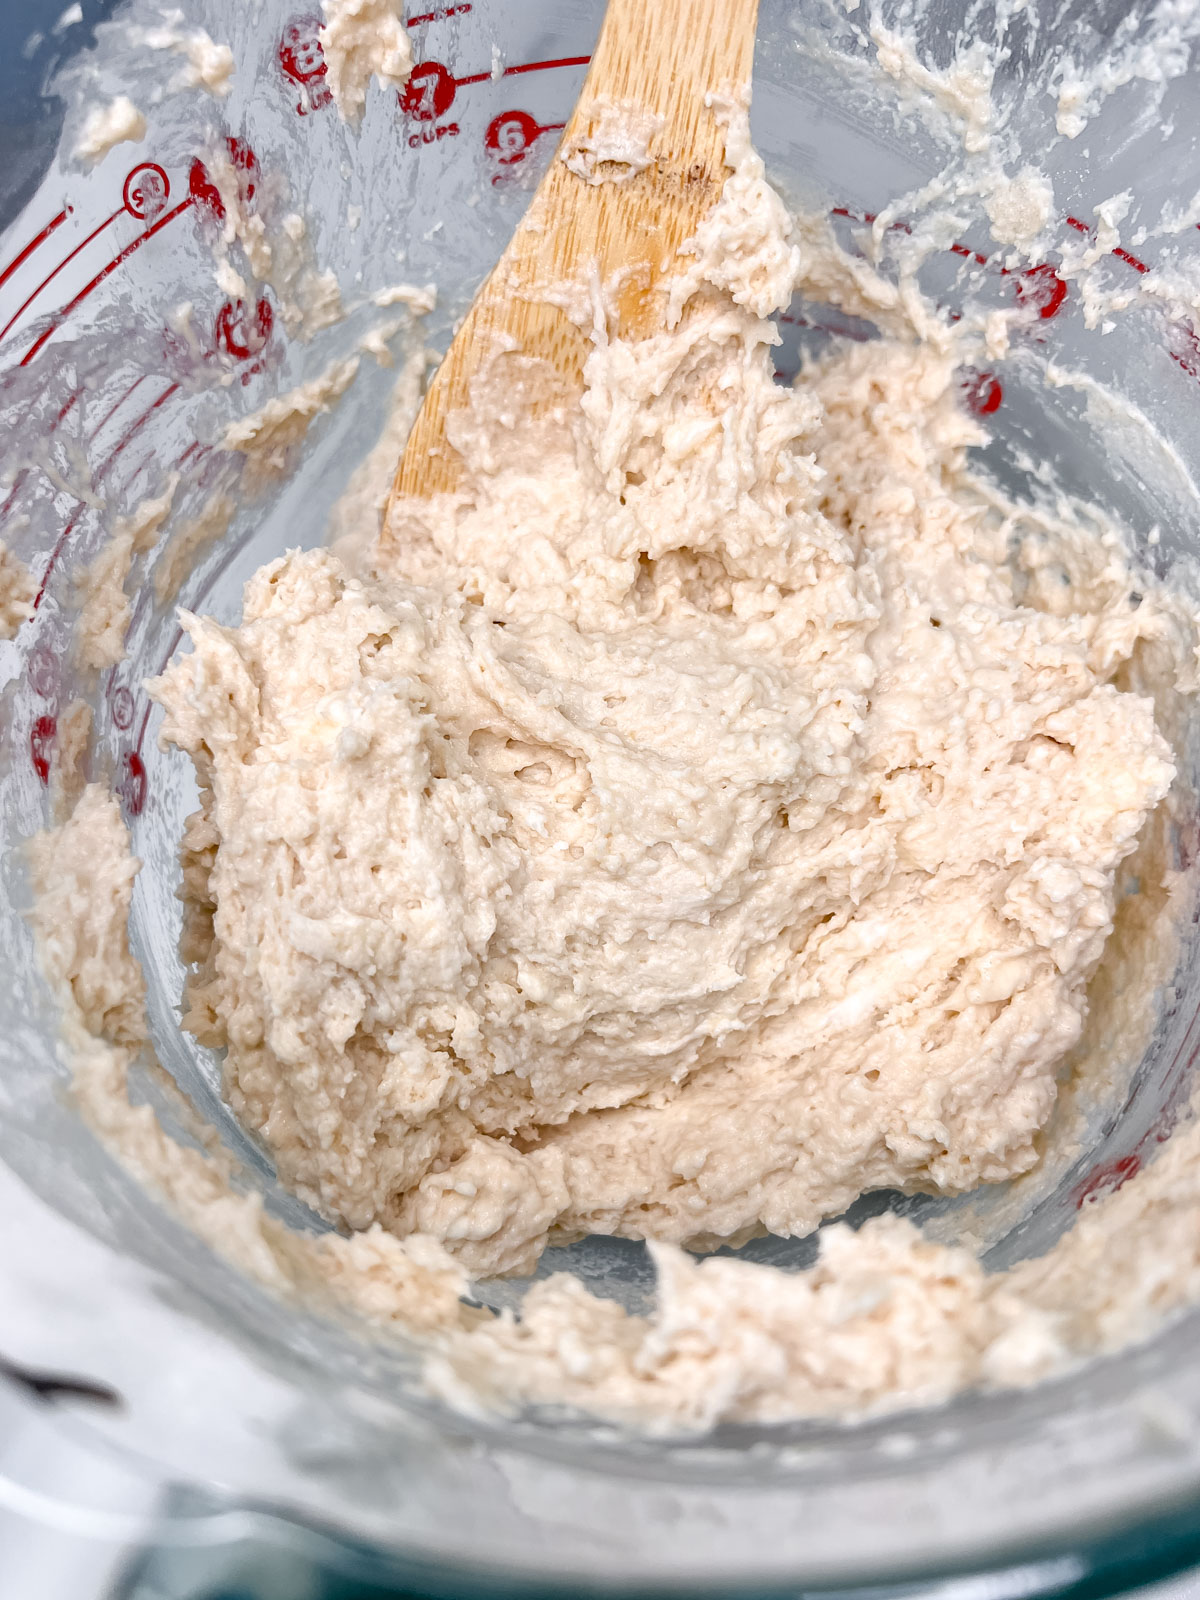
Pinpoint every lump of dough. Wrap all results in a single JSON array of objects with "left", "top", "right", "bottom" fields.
[
  {"left": 0, "top": 540, "right": 35, "bottom": 639},
  {"left": 151, "top": 319, "right": 1172, "bottom": 1281},
  {"left": 320, "top": 0, "right": 413, "bottom": 124},
  {"left": 150, "top": 112, "right": 1174, "bottom": 1284}
]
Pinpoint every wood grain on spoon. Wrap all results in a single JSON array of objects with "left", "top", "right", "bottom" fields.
[{"left": 385, "top": 0, "right": 761, "bottom": 521}]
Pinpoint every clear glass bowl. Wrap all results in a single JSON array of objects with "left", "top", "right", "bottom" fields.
[{"left": 3, "top": 0, "right": 1200, "bottom": 1591}]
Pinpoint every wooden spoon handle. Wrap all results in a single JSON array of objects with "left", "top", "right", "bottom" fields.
[
  {"left": 388, "top": 0, "right": 760, "bottom": 507},
  {"left": 580, "top": 0, "right": 760, "bottom": 159},
  {"left": 566, "top": 0, "right": 761, "bottom": 337}
]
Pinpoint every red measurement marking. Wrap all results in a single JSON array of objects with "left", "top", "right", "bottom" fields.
[
  {"left": 280, "top": 14, "right": 325, "bottom": 82},
  {"left": 122, "top": 163, "right": 171, "bottom": 223},
  {"left": 51, "top": 392, "right": 80, "bottom": 432},
  {"left": 960, "top": 369, "right": 1002, "bottom": 416},
  {"left": 950, "top": 241, "right": 989, "bottom": 268},
  {"left": 188, "top": 158, "right": 226, "bottom": 222},
  {"left": 408, "top": 121, "right": 460, "bottom": 148},
  {"left": 1064, "top": 215, "right": 1148, "bottom": 275},
  {"left": 1167, "top": 319, "right": 1200, "bottom": 382},
  {"left": 280, "top": 14, "right": 333, "bottom": 114},
  {"left": 175, "top": 440, "right": 209, "bottom": 471},
  {"left": 96, "top": 381, "right": 181, "bottom": 482},
  {"left": 110, "top": 685, "right": 135, "bottom": 731},
  {"left": 485, "top": 110, "right": 565, "bottom": 166},
  {"left": 828, "top": 202, "right": 1072, "bottom": 333},
  {"left": 215, "top": 296, "right": 274, "bottom": 361},
  {"left": 1074, "top": 1151, "right": 1141, "bottom": 1208},
  {"left": 831, "top": 204, "right": 1072, "bottom": 327},
  {"left": 402, "top": 54, "right": 591, "bottom": 124},
  {"left": 408, "top": 2, "right": 471, "bottom": 21},
  {"left": 89, "top": 374, "right": 150, "bottom": 445},
  {"left": 829, "top": 204, "right": 911, "bottom": 241},
  {"left": 226, "top": 138, "right": 260, "bottom": 205},
  {"left": 119, "top": 451, "right": 156, "bottom": 493},
  {"left": 1, "top": 168, "right": 175, "bottom": 347},
  {"left": 401, "top": 60, "right": 458, "bottom": 119},
  {"left": 30, "top": 716, "right": 56, "bottom": 785},
  {"left": 0, "top": 207, "right": 123, "bottom": 346},
  {"left": 189, "top": 141, "right": 260, "bottom": 228},
  {"left": 501, "top": 55, "right": 591, "bottom": 78},
  {"left": 0, "top": 467, "right": 28, "bottom": 524},
  {"left": 32, "top": 509, "right": 83, "bottom": 610},
  {"left": 121, "top": 750, "right": 148, "bottom": 816},
  {"left": 21, "top": 195, "right": 196, "bottom": 367},
  {"left": 1113, "top": 246, "right": 1148, "bottom": 274},
  {"left": 28, "top": 644, "right": 58, "bottom": 699},
  {"left": 947, "top": 238, "right": 1069, "bottom": 322},
  {"left": 1014, "top": 263, "right": 1067, "bottom": 320},
  {"left": 454, "top": 53, "right": 590, "bottom": 87},
  {"left": 0, "top": 207, "right": 72, "bottom": 294}
]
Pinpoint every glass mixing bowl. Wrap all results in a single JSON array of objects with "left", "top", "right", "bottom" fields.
[{"left": 3, "top": 0, "right": 1200, "bottom": 1592}]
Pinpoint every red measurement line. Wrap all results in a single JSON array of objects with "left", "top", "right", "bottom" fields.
[
  {"left": 1113, "top": 245, "right": 1148, "bottom": 274},
  {"left": 950, "top": 241, "right": 989, "bottom": 268},
  {"left": 407, "top": 2, "right": 470, "bottom": 21},
  {"left": 830, "top": 204, "right": 911, "bottom": 240},
  {"left": 837, "top": 205, "right": 990, "bottom": 273},
  {"left": 21, "top": 196, "right": 196, "bottom": 368},
  {"left": 1, "top": 394, "right": 80, "bottom": 527},
  {"left": 504, "top": 54, "right": 590, "bottom": 76},
  {"left": 97, "top": 381, "right": 180, "bottom": 481},
  {"left": 0, "top": 208, "right": 72, "bottom": 295},
  {"left": 0, "top": 207, "right": 123, "bottom": 345},
  {"left": 135, "top": 694, "right": 155, "bottom": 756},
  {"left": 32, "top": 508, "right": 83, "bottom": 611},
  {"left": 1064, "top": 214, "right": 1148, "bottom": 272},
  {"left": 454, "top": 53, "right": 591, "bottom": 87},
  {"left": 88, "top": 374, "right": 149, "bottom": 444},
  {"left": 124, "top": 449, "right": 156, "bottom": 484},
  {"left": 0, "top": 468, "right": 28, "bottom": 524},
  {"left": 51, "top": 392, "right": 80, "bottom": 432}
]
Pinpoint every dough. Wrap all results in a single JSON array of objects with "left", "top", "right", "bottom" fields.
[
  {"left": 74, "top": 96, "right": 146, "bottom": 165},
  {"left": 561, "top": 101, "right": 664, "bottom": 185},
  {"left": 221, "top": 358, "right": 361, "bottom": 489},
  {"left": 138, "top": 16, "right": 234, "bottom": 98},
  {"left": 76, "top": 477, "right": 178, "bottom": 671},
  {"left": 984, "top": 167, "right": 1054, "bottom": 247},
  {"left": 33, "top": 779, "right": 1200, "bottom": 1431},
  {"left": 149, "top": 120, "right": 1179, "bottom": 1288},
  {"left": 319, "top": 0, "right": 414, "bottom": 124},
  {"left": 0, "top": 540, "right": 35, "bottom": 639}
]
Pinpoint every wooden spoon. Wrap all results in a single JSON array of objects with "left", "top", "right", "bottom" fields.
[{"left": 383, "top": 0, "right": 761, "bottom": 527}]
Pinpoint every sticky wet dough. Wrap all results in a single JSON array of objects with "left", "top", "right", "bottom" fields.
[{"left": 150, "top": 124, "right": 1184, "bottom": 1287}]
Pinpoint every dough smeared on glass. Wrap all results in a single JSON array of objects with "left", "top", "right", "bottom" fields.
[{"left": 0, "top": 540, "right": 35, "bottom": 639}]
